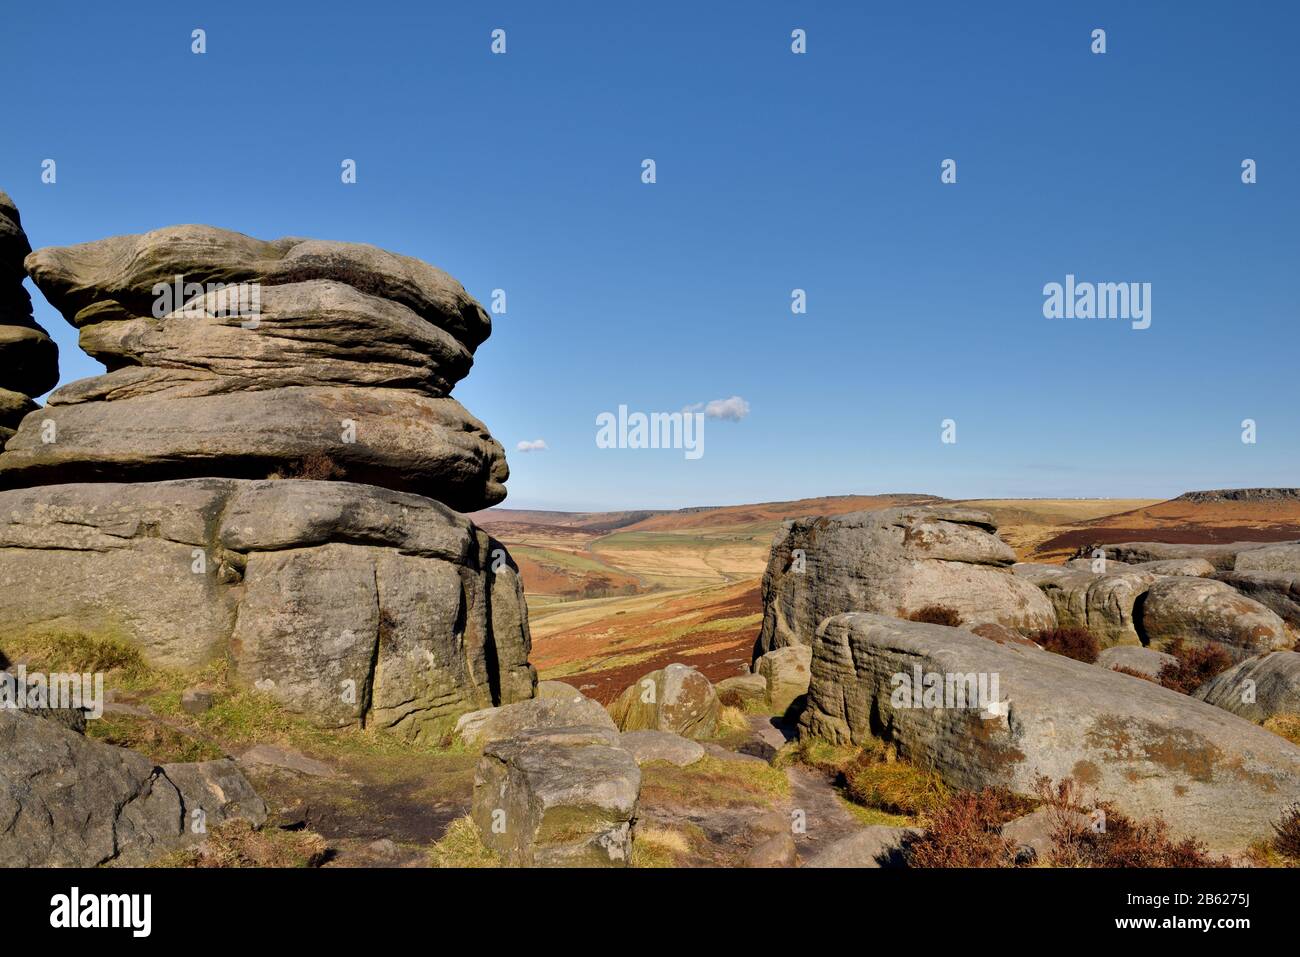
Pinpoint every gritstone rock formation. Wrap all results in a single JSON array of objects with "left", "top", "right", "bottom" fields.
[{"left": 0, "top": 191, "right": 58, "bottom": 449}]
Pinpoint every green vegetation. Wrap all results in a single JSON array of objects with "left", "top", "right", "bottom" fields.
[
  {"left": 639, "top": 755, "right": 789, "bottom": 809},
  {"left": 427, "top": 816, "right": 499, "bottom": 868}
]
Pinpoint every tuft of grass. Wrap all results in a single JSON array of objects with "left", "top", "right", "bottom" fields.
[
  {"left": 428, "top": 816, "right": 499, "bottom": 868},
  {"left": 837, "top": 795, "right": 916, "bottom": 828},
  {"left": 843, "top": 752, "right": 950, "bottom": 819},
  {"left": 1264, "top": 713, "right": 1300, "bottom": 746},
  {"left": 1028, "top": 626, "right": 1100, "bottom": 663},
  {"left": 86, "top": 712, "right": 223, "bottom": 764},
  {"left": 639, "top": 755, "right": 789, "bottom": 809},
  {"left": 905, "top": 605, "right": 962, "bottom": 628},
  {"left": 630, "top": 826, "right": 693, "bottom": 867},
  {"left": 148, "top": 821, "right": 328, "bottom": 868},
  {"left": 0, "top": 630, "right": 151, "bottom": 684},
  {"left": 1271, "top": 803, "right": 1300, "bottom": 862},
  {"left": 1156, "top": 638, "right": 1234, "bottom": 696}
]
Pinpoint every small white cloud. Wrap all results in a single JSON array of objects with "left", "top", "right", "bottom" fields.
[
  {"left": 699, "top": 396, "right": 750, "bottom": 421},
  {"left": 516, "top": 439, "right": 548, "bottom": 452}
]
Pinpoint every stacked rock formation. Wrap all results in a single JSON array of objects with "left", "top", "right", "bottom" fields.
[
  {"left": 0, "top": 192, "right": 58, "bottom": 448},
  {"left": 0, "top": 224, "right": 535, "bottom": 738}
]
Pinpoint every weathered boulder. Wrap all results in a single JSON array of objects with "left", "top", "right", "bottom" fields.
[
  {"left": 744, "top": 833, "right": 797, "bottom": 867},
  {"left": 535, "top": 679, "right": 583, "bottom": 699},
  {"left": 1097, "top": 645, "right": 1176, "bottom": 680},
  {"left": 0, "top": 709, "right": 264, "bottom": 866},
  {"left": 799, "top": 612, "right": 1300, "bottom": 853},
  {"left": 1234, "top": 543, "right": 1300, "bottom": 574},
  {"left": 1079, "top": 541, "right": 1288, "bottom": 572},
  {"left": 1139, "top": 576, "right": 1290, "bottom": 661},
  {"left": 0, "top": 386, "right": 507, "bottom": 509},
  {"left": 608, "top": 663, "right": 720, "bottom": 740},
  {"left": 1214, "top": 570, "right": 1300, "bottom": 626},
  {"left": 472, "top": 728, "right": 640, "bottom": 866},
  {"left": 455, "top": 695, "right": 617, "bottom": 749},
  {"left": 758, "top": 505, "right": 1055, "bottom": 656},
  {"left": 802, "top": 825, "right": 921, "bottom": 868},
  {"left": 716, "top": 673, "right": 768, "bottom": 706},
  {"left": 0, "top": 479, "right": 535, "bottom": 737},
  {"left": 1030, "top": 569, "right": 1160, "bottom": 646},
  {"left": 1193, "top": 652, "right": 1300, "bottom": 724},
  {"left": 1129, "top": 558, "right": 1217, "bottom": 577},
  {"left": 24, "top": 224, "right": 491, "bottom": 349},
  {"left": 619, "top": 729, "right": 705, "bottom": 767},
  {"left": 754, "top": 644, "right": 812, "bottom": 714}
]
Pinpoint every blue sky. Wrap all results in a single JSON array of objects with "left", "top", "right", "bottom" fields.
[{"left": 4, "top": 1, "right": 1297, "bottom": 510}]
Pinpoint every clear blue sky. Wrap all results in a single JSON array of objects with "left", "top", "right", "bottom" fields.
[{"left": 4, "top": 1, "right": 1297, "bottom": 510}]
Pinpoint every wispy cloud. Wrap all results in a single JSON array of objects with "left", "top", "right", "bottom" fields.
[
  {"left": 684, "top": 396, "right": 750, "bottom": 421},
  {"left": 516, "top": 439, "right": 548, "bottom": 452}
]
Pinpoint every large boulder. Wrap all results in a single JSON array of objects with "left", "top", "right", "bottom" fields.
[
  {"left": 472, "top": 728, "right": 640, "bottom": 866},
  {"left": 619, "top": 729, "right": 705, "bottom": 767},
  {"left": 758, "top": 505, "right": 1055, "bottom": 655},
  {"left": 1029, "top": 568, "right": 1160, "bottom": 647},
  {"left": 0, "top": 479, "right": 535, "bottom": 737},
  {"left": 1139, "top": 576, "right": 1291, "bottom": 661},
  {"left": 799, "top": 612, "right": 1300, "bottom": 854},
  {"left": 802, "top": 825, "right": 921, "bottom": 868},
  {"left": 1234, "top": 543, "right": 1300, "bottom": 574},
  {"left": 1193, "top": 652, "right": 1300, "bottom": 724},
  {"left": 0, "top": 709, "right": 265, "bottom": 866},
  {"left": 754, "top": 644, "right": 812, "bottom": 713},
  {"left": 607, "top": 663, "right": 720, "bottom": 740},
  {"left": 1214, "top": 570, "right": 1300, "bottom": 626}
]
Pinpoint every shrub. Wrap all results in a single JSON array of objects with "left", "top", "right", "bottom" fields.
[
  {"left": 270, "top": 453, "right": 346, "bottom": 481},
  {"left": 1039, "top": 776, "right": 1226, "bottom": 867},
  {"left": 907, "top": 788, "right": 1031, "bottom": 868},
  {"left": 1028, "top": 626, "right": 1100, "bottom": 663},
  {"left": 1156, "top": 638, "right": 1233, "bottom": 695},
  {"left": 906, "top": 605, "right": 962, "bottom": 628},
  {"left": 1272, "top": 803, "right": 1300, "bottom": 861}
]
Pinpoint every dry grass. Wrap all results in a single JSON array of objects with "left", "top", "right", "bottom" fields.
[
  {"left": 1264, "top": 713, "right": 1300, "bottom": 746},
  {"left": 639, "top": 755, "right": 789, "bottom": 809},
  {"left": 427, "top": 816, "right": 500, "bottom": 868},
  {"left": 630, "top": 826, "right": 694, "bottom": 867},
  {"left": 269, "top": 452, "right": 346, "bottom": 481},
  {"left": 149, "top": 821, "right": 328, "bottom": 868}
]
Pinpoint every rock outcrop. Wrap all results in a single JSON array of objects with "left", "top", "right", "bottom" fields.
[
  {"left": 1214, "top": 570, "right": 1300, "bottom": 626},
  {"left": 1193, "top": 651, "right": 1300, "bottom": 723},
  {"left": 0, "top": 478, "right": 535, "bottom": 737},
  {"left": 1079, "top": 540, "right": 1296, "bottom": 572},
  {"left": 608, "top": 663, "right": 720, "bottom": 740},
  {"left": 0, "top": 709, "right": 264, "bottom": 866},
  {"left": 1024, "top": 568, "right": 1159, "bottom": 646},
  {"left": 5, "top": 225, "right": 506, "bottom": 507},
  {"left": 799, "top": 612, "right": 1300, "bottom": 854},
  {"left": 758, "top": 505, "right": 1055, "bottom": 655},
  {"left": 0, "top": 192, "right": 58, "bottom": 449}
]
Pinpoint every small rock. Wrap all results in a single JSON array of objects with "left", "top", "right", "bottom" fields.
[
  {"left": 239, "top": 744, "right": 334, "bottom": 777},
  {"left": 716, "top": 673, "right": 767, "bottom": 706},
  {"left": 181, "top": 687, "right": 214, "bottom": 715},
  {"left": 535, "top": 680, "right": 581, "bottom": 700},
  {"left": 745, "top": 833, "right": 796, "bottom": 868}
]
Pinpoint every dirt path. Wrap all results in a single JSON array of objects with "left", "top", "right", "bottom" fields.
[{"left": 783, "top": 764, "right": 864, "bottom": 860}]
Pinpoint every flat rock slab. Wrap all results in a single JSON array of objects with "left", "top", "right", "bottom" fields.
[
  {"left": 239, "top": 744, "right": 336, "bottom": 777},
  {"left": 759, "top": 505, "right": 1055, "bottom": 656},
  {"left": 455, "top": 696, "right": 617, "bottom": 749},
  {"left": 1097, "top": 645, "right": 1176, "bottom": 680},
  {"left": 1194, "top": 651, "right": 1300, "bottom": 723},
  {"left": 802, "top": 825, "right": 921, "bottom": 868},
  {"left": 619, "top": 730, "right": 705, "bottom": 767},
  {"left": 472, "top": 729, "right": 640, "bottom": 867},
  {"left": 800, "top": 612, "right": 1300, "bottom": 854}
]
